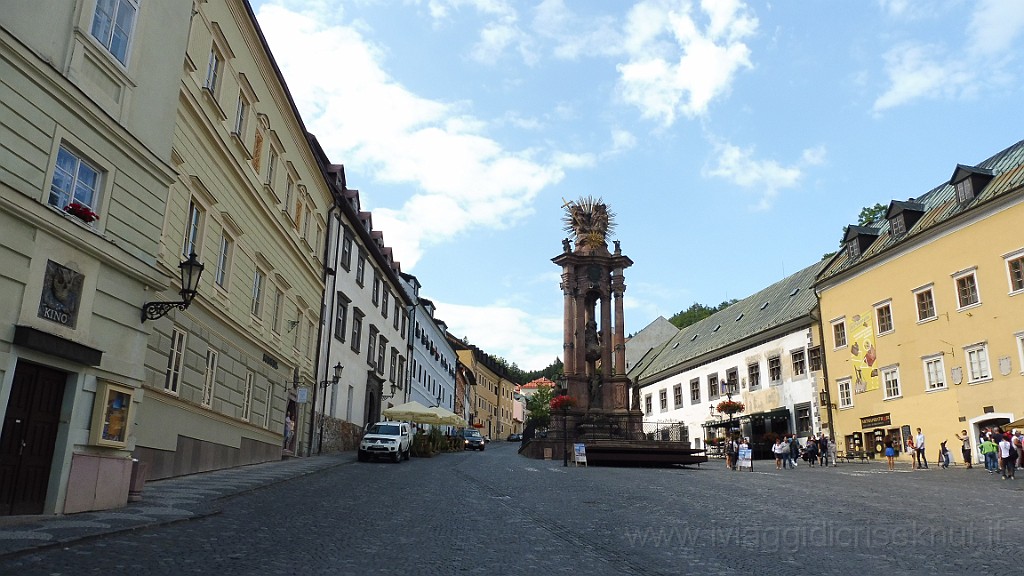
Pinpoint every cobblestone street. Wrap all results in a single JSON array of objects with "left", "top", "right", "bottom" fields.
[{"left": 2, "top": 443, "right": 1021, "bottom": 575}]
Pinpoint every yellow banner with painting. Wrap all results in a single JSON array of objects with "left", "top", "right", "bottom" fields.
[{"left": 848, "top": 310, "right": 879, "bottom": 392}]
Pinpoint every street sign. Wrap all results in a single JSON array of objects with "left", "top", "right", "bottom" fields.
[{"left": 297, "top": 387, "right": 309, "bottom": 404}]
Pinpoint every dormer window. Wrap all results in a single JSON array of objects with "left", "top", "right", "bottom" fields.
[
  {"left": 955, "top": 179, "right": 974, "bottom": 203},
  {"left": 846, "top": 240, "right": 860, "bottom": 259},
  {"left": 890, "top": 213, "right": 906, "bottom": 236}
]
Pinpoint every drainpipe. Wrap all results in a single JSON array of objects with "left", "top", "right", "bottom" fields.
[
  {"left": 811, "top": 288, "right": 837, "bottom": 444},
  {"left": 308, "top": 190, "right": 341, "bottom": 455}
]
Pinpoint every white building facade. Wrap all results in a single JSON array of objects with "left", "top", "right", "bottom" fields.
[{"left": 399, "top": 276, "right": 457, "bottom": 421}]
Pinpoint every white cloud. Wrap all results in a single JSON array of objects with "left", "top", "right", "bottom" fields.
[
  {"left": 873, "top": 0, "right": 1022, "bottom": 112},
  {"left": 703, "top": 139, "right": 824, "bottom": 210},
  {"left": 434, "top": 300, "right": 564, "bottom": 369},
  {"left": 257, "top": 4, "right": 580, "bottom": 268},
  {"left": 615, "top": 0, "right": 758, "bottom": 126}
]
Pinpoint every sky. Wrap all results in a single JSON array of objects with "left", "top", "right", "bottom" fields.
[{"left": 252, "top": 0, "right": 1024, "bottom": 371}]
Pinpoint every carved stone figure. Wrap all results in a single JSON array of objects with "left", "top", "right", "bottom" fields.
[
  {"left": 563, "top": 196, "right": 616, "bottom": 251},
  {"left": 584, "top": 319, "right": 601, "bottom": 362}
]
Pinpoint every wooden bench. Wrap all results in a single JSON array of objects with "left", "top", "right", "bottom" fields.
[{"left": 839, "top": 450, "right": 870, "bottom": 463}]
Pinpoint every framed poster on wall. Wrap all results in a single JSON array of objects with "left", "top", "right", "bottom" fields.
[{"left": 89, "top": 381, "right": 134, "bottom": 448}]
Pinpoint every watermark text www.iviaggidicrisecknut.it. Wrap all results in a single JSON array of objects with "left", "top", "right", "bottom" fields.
[{"left": 623, "top": 521, "right": 1007, "bottom": 553}]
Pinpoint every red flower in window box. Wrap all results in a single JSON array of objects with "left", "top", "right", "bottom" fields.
[
  {"left": 716, "top": 400, "right": 745, "bottom": 415},
  {"left": 65, "top": 202, "right": 99, "bottom": 223},
  {"left": 549, "top": 395, "right": 576, "bottom": 411},
  {"left": 472, "top": 422, "right": 484, "bottom": 428}
]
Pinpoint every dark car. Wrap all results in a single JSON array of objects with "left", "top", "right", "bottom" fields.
[
  {"left": 459, "top": 428, "right": 485, "bottom": 451},
  {"left": 507, "top": 433, "right": 522, "bottom": 442}
]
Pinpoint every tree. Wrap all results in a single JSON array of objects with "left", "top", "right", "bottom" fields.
[
  {"left": 668, "top": 300, "right": 737, "bottom": 329},
  {"left": 858, "top": 202, "right": 887, "bottom": 226},
  {"left": 524, "top": 384, "right": 555, "bottom": 429}
]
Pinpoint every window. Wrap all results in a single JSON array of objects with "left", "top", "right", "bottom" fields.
[
  {"left": 747, "top": 362, "right": 761, "bottom": 391},
  {"left": 768, "top": 355, "right": 782, "bottom": 383},
  {"left": 266, "top": 148, "right": 278, "bottom": 187},
  {"left": 707, "top": 374, "right": 719, "bottom": 400},
  {"left": 367, "top": 326, "right": 378, "bottom": 366},
  {"left": 306, "top": 320, "right": 314, "bottom": 357},
  {"left": 183, "top": 200, "right": 203, "bottom": 258},
  {"left": 955, "top": 179, "right": 974, "bottom": 203},
  {"left": 334, "top": 292, "right": 349, "bottom": 342},
  {"left": 964, "top": 343, "right": 990, "bottom": 383},
  {"left": 795, "top": 404, "right": 811, "bottom": 434},
  {"left": 263, "top": 383, "right": 274, "bottom": 428},
  {"left": 251, "top": 269, "right": 264, "bottom": 317},
  {"left": 724, "top": 368, "right": 738, "bottom": 396},
  {"left": 923, "top": 355, "right": 946, "bottom": 391},
  {"left": 832, "top": 319, "right": 847, "bottom": 348},
  {"left": 846, "top": 240, "right": 860, "bottom": 260},
  {"left": 340, "top": 230, "right": 353, "bottom": 271},
  {"left": 1017, "top": 333, "right": 1024, "bottom": 374},
  {"left": 875, "top": 301, "right": 893, "bottom": 334},
  {"left": 382, "top": 289, "right": 389, "bottom": 318},
  {"left": 689, "top": 378, "right": 700, "bottom": 403},
  {"left": 400, "top": 311, "right": 407, "bottom": 339},
  {"left": 372, "top": 272, "right": 381, "bottom": 305},
  {"left": 49, "top": 145, "right": 101, "bottom": 217},
  {"left": 205, "top": 47, "right": 222, "bottom": 94},
  {"left": 377, "top": 337, "right": 388, "bottom": 376},
  {"left": 389, "top": 348, "right": 398, "bottom": 382},
  {"left": 215, "top": 233, "right": 233, "bottom": 288},
  {"left": 837, "top": 378, "right": 852, "bottom": 408},
  {"left": 915, "top": 286, "right": 936, "bottom": 321},
  {"left": 292, "top": 309, "right": 303, "bottom": 349},
  {"left": 90, "top": 0, "right": 137, "bottom": 65},
  {"left": 644, "top": 394, "right": 652, "bottom": 415},
  {"left": 890, "top": 214, "right": 906, "bottom": 236},
  {"left": 1007, "top": 251, "right": 1024, "bottom": 294},
  {"left": 202, "top": 349, "right": 218, "bottom": 408},
  {"left": 356, "top": 250, "right": 366, "bottom": 286},
  {"left": 268, "top": 288, "right": 281, "bottom": 334},
  {"left": 659, "top": 389, "right": 668, "bottom": 411},
  {"left": 673, "top": 384, "right": 683, "bottom": 408},
  {"left": 233, "top": 92, "right": 249, "bottom": 136},
  {"left": 393, "top": 301, "right": 400, "bottom": 330},
  {"left": 164, "top": 328, "right": 186, "bottom": 394},
  {"left": 808, "top": 346, "right": 822, "bottom": 372},
  {"left": 351, "top": 309, "right": 364, "bottom": 353},
  {"left": 284, "top": 176, "right": 294, "bottom": 216},
  {"left": 882, "top": 366, "right": 901, "bottom": 400},
  {"left": 954, "top": 270, "right": 980, "bottom": 309},
  {"left": 242, "top": 372, "right": 254, "bottom": 422},
  {"left": 791, "top": 349, "right": 806, "bottom": 377}
]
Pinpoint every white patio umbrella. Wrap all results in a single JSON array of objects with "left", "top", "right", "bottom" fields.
[{"left": 382, "top": 401, "right": 438, "bottom": 423}]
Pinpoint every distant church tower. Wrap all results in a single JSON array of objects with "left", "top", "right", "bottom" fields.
[{"left": 553, "top": 197, "right": 634, "bottom": 415}]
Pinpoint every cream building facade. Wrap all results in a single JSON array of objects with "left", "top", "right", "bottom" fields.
[
  {"left": 817, "top": 140, "right": 1024, "bottom": 460},
  {"left": 134, "top": 0, "right": 334, "bottom": 477},
  {"left": 1, "top": 0, "right": 192, "bottom": 514}
]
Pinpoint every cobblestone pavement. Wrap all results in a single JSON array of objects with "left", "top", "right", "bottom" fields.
[{"left": 1, "top": 444, "right": 1021, "bottom": 575}]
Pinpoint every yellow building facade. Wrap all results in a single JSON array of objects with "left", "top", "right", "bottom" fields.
[{"left": 818, "top": 140, "right": 1024, "bottom": 461}]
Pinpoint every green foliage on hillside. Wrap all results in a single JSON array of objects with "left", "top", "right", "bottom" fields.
[{"left": 668, "top": 300, "right": 737, "bottom": 329}]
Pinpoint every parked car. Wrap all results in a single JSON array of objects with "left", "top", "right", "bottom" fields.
[
  {"left": 458, "top": 428, "right": 486, "bottom": 451},
  {"left": 507, "top": 433, "right": 522, "bottom": 442},
  {"left": 358, "top": 421, "right": 411, "bottom": 463}
]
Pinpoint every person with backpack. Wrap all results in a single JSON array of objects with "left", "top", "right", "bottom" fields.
[{"left": 979, "top": 435, "right": 999, "bottom": 473}]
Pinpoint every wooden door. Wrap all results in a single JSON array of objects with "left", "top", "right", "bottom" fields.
[{"left": 0, "top": 363, "right": 66, "bottom": 515}]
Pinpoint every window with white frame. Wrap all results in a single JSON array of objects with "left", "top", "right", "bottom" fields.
[
  {"left": 202, "top": 349, "right": 218, "bottom": 408},
  {"left": 837, "top": 378, "right": 852, "bottom": 408},
  {"left": 673, "top": 384, "right": 683, "bottom": 408},
  {"left": 707, "top": 374, "right": 719, "bottom": 400},
  {"left": 271, "top": 288, "right": 283, "bottom": 334},
  {"left": 875, "top": 301, "right": 894, "bottom": 335},
  {"left": 49, "top": 145, "right": 102, "bottom": 218},
  {"left": 233, "top": 91, "right": 249, "bottom": 137},
  {"left": 808, "top": 346, "right": 822, "bottom": 372},
  {"left": 955, "top": 179, "right": 974, "bottom": 203},
  {"left": 284, "top": 176, "right": 294, "bottom": 216},
  {"left": 644, "top": 393, "right": 653, "bottom": 415},
  {"left": 263, "top": 383, "right": 273, "bottom": 428},
  {"left": 393, "top": 301, "right": 400, "bottom": 330},
  {"left": 204, "top": 47, "right": 223, "bottom": 95},
  {"left": 689, "top": 378, "right": 700, "bottom": 403},
  {"left": 90, "top": 0, "right": 137, "bottom": 65},
  {"left": 832, "top": 319, "right": 847, "bottom": 348},
  {"left": 356, "top": 250, "right": 366, "bottom": 286},
  {"left": 890, "top": 214, "right": 906, "bottom": 236},
  {"left": 251, "top": 269, "right": 264, "bottom": 317},
  {"left": 183, "top": 200, "right": 203, "bottom": 258},
  {"left": 914, "top": 286, "right": 936, "bottom": 322},
  {"left": 165, "top": 328, "right": 187, "bottom": 394},
  {"left": 340, "top": 230, "right": 353, "bottom": 271},
  {"left": 791, "top": 348, "right": 806, "bottom": 377},
  {"left": 215, "top": 233, "right": 233, "bottom": 288},
  {"left": 266, "top": 148, "right": 278, "bottom": 187},
  {"left": 923, "top": 355, "right": 946, "bottom": 391},
  {"left": 659, "top": 389, "right": 668, "bottom": 411},
  {"left": 1005, "top": 251, "right": 1024, "bottom": 294},
  {"left": 242, "top": 372, "right": 254, "bottom": 421},
  {"left": 953, "top": 270, "right": 980, "bottom": 309},
  {"left": 882, "top": 366, "right": 901, "bottom": 400},
  {"left": 964, "top": 343, "right": 991, "bottom": 383},
  {"left": 1017, "top": 332, "right": 1024, "bottom": 374},
  {"left": 768, "top": 355, "right": 782, "bottom": 383},
  {"left": 372, "top": 272, "right": 381, "bottom": 305}
]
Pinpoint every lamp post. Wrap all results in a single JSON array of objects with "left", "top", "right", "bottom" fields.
[
  {"left": 317, "top": 362, "right": 343, "bottom": 455},
  {"left": 141, "top": 252, "right": 205, "bottom": 321},
  {"left": 556, "top": 375, "right": 569, "bottom": 467},
  {"left": 381, "top": 381, "right": 399, "bottom": 401}
]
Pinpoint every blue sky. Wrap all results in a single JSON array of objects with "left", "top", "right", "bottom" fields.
[{"left": 253, "top": 0, "right": 1024, "bottom": 371}]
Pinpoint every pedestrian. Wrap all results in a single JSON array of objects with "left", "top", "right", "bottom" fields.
[
  {"left": 955, "top": 430, "right": 972, "bottom": 469},
  {"left": 726, "top": 436, "right": 739, "bottom": 471},
  {"left": 804, "top": 436, "right": 818, "bottom": 467},
  {"left": 788, "top": 434, "right": 800, "bottom": 468},
  {"left": 915, "top": 428, "right": 928, "bottom": 469},
  {"left": 998, "top": 433, "right": 1016, "bottom": 480},
  {"left": 773, "top": 437, "right": 786, "bottom": 470},
  {"left": 828, "top": 436, "right": 838, "bottom": 467},
  {"left": 818, "top": 433, "right": 829, "bottom": 467},
  {"left": 884, "top": 436, "right": 896, "bottom": 471},
  {"left": 906, "top": 437, "right": 917, "bottom": 469},
  {"left": 939, "top": 440, "right": 950, "bottom": 469},
  {"left": 283, "top": 412, "right": 294, "bottom": 450},
  {"left": 979, "top": 435, "right": 999, "bottom": 473}
]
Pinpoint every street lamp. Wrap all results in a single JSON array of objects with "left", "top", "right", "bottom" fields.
[
  {"left": 317, "top": 362, "right": 343, "bottom": 455},
  {"left": 819, "top": 385, "right": 837, "bottom": 437},
  {"left": 556, "top": 374, "right": 569, "bottom": 467},
  {"left": 381, "top": 381, "right": 399, "bottom": 400},
  {"left": 141, "top": 252, "right": 205, "bottom": 321}
]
